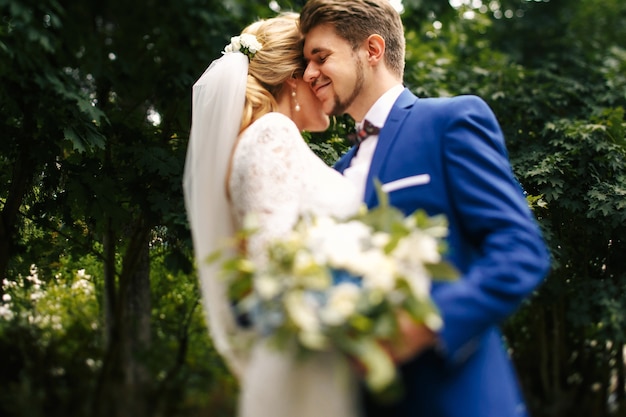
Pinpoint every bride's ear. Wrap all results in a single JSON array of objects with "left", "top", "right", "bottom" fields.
[{"left": 285, "top": 77, "right": 298, "bottom": 90}]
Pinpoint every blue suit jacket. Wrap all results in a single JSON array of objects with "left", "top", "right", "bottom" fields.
[{"left": 335, "top": 90, "right": 550, "bottom": 417}]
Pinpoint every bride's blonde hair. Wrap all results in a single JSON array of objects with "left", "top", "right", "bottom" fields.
[{"left": 239, "top": 13, "right": 304, "bottom": 132}]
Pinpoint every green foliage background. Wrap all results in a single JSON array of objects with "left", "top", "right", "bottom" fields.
[{"left": 1, "top": 0, "right": 625, "bottom": 416}]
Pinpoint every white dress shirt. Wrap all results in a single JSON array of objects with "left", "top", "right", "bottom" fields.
[{"left": 343, "top": 84, "right": 405, "bottom": 199}]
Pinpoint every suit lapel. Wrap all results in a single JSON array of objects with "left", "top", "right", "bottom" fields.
[
  {"left": 363, "top": 89, "right": 418, "bottom": 206},
  {"left": 334, "top": 146, "right": 358, "bottom": 174}
]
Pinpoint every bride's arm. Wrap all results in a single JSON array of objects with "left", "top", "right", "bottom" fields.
[{"left": 229, "top": 113, "right": 308, "bottom": 260}]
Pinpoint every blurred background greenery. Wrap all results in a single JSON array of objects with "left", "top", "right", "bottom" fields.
[{"left": 1, "top": 0, "right": 625, "bottom": 416}]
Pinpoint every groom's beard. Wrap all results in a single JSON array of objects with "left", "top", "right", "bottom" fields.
[{"left": 330, "top": 58, "right": 364, "bottom": 116}]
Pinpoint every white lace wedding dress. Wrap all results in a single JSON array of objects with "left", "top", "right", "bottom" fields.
[{"left": 228, "top": 112, "right": 363, "bottom": 417}]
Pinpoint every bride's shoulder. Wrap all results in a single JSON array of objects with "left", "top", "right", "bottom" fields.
[
  {"left": 250, "top": 112, "right": 296, "bottom": 132},
  {"left": 258, "top": 111, "right": 293, "bottom": 124},
  {"left": 240, "top": 112, "right": 299, "bottom": 145}
]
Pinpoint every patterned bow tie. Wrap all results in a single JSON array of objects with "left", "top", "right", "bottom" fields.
[{"left": 347, "top": 119, "right": 381, "bottom": 145}]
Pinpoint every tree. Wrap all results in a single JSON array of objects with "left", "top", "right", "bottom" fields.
[{"left": 1, "top": 0, "right": 240, "bottom": 416}]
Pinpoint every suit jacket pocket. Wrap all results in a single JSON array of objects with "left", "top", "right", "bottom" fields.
[{"left": 381, "top": 174, "right": 431, "bottom": 193}]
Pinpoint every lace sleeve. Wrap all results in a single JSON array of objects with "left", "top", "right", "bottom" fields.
[
  {"left": 230, "top": 112, "right": 361, "bottom": 261},
  {"left": 229, "top": 113, "right": 309, "bottom": 256}
]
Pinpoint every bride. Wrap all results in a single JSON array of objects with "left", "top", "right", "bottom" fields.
[{"left": 183, "top": 13, "right": 362, "bottom": 417}]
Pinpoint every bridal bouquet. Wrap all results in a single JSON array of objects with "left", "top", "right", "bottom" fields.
[{"left": 213, "top": 186, "right": 457, "bottom": 396}]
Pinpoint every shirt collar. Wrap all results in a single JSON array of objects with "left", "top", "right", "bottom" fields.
[{"left": 357, "top": 84, "right": 405, "bottom": 130}]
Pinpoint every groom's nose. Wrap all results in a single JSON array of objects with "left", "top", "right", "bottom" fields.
[{"left": 303, "top": 62, "right": 319, "bottom": 84}]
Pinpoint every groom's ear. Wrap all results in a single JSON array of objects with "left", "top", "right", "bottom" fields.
[{"left": 365, "top": 34, "right": 385, "bottom": 66}]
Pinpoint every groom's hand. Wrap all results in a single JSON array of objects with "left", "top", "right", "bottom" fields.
[
  {"left": 347, "top": 310, "right": 438, "bottom": 376},
  {"left": 383, "top": 309, "right": 438, "bottom": 365}
]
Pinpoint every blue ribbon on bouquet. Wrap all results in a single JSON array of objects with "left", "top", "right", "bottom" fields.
[{"left": 331, "top": 268, "right": 362, "bottom": 286}]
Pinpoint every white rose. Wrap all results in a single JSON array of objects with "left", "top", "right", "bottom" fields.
[
  {"left": 371, "top": 232, "right": 391, "bottom": 249},
  {"left": 255, "top": 274, "right": 281, "bottom": 300},
  {"left": 360, "top": 249, "right": 398, "bottom": 291},
  {"left": 424, "top": 312, "right": 443, "bottom": 331},
  {"left": 394, "top": 232, "right": 441, "bottom": 265},
  {"left": 285, "top": 291, "right": 320, "bottom": 332},
  {"left": 240, "top": 33, "right": 262, "bottom": 53},
  {"left": 399, "top": 266, "right": 431, "bottom": 299},
  {"left": 320, "top": 282, "right": 361, "bottom": 326},
  {"left": 303, "top": 216, "right": 336, "bottom": 261},
  {"left": 299, "top": 330, "right": 328, "bottom": 350},
  {"left": 293, "top": 250, "right": 316, "bottom": 275},
  {"left": 230, "top": 36, "right": 242, "bottom": 51},
  {"left": 322, "top": 221, "right": 373, "bottom": 270}
]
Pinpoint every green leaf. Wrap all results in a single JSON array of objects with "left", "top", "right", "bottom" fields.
[{"left": 425, "top": 261, "right": 459, "bottom": 281}]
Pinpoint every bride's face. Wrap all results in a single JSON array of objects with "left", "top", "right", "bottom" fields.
[{"left": 290, "top": 78, "right": 330, "bottom": 133}]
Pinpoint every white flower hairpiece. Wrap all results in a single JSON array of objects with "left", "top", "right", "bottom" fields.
[{"left": 222, "top": 33, "right": 263, "bottom": 61}]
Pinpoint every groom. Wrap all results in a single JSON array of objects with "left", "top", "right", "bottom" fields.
[{"left": 300, "top": 1, "right": 550, "bottom": 416}]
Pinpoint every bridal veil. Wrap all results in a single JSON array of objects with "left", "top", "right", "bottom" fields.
[{"left": 183, "top": 52, "right": 251, "bottom": 378}]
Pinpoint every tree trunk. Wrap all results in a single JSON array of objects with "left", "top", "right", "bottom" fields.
[
  {"left": 0, "top": 124, "right": 35, "bottom": 283},
  {"left": 122, "top": 229, "right": 152, "bottom": 417},
  {"left": 93, "top": 218, "right": 123, "bottom": 417},
  {"left": 94, "top": 218, "right": 152, "bottom": 417},
  {"left": 103, "top": 216, "right": 117, "bottom": 348}
]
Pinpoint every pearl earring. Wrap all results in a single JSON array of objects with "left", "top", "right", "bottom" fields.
[{"left": 292, "top": 89, "right": 301, "bottom": 112}]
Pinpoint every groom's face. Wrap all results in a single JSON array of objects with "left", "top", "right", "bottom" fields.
[{"left": 303, "top": 24, "right": 366, "bottom": 119}]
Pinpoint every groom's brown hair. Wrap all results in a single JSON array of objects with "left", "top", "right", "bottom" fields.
[{"left": 299, "top": 0, "right": 406, "bottom": 79}]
